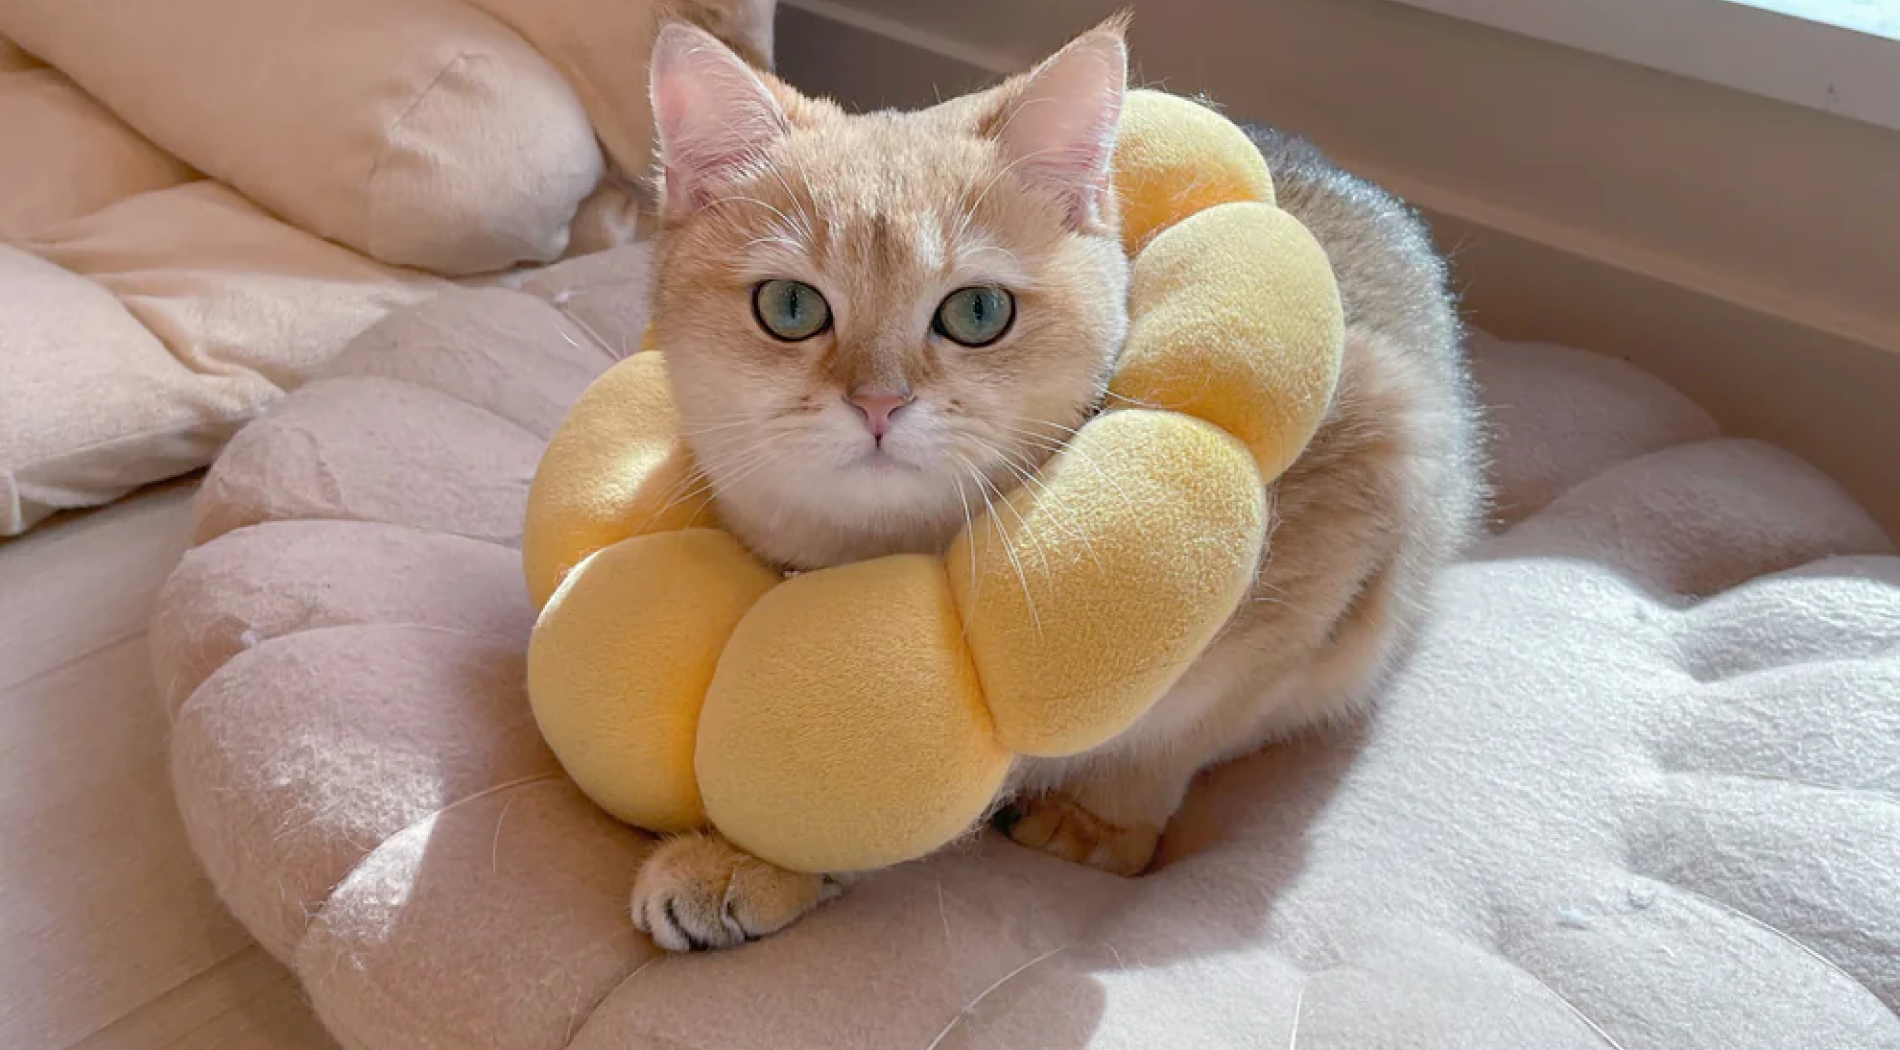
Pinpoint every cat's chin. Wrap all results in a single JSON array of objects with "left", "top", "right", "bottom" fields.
[
  {"left": 712, "top": 462, "right": 975, "bottom": 571},
  {"left": 848, "top": 448, "right": 925, "bottom": 475}
]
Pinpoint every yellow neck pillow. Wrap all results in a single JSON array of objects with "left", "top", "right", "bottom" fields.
[{"left": 523, "top": 91, "right": 1344, "bottom": 874}]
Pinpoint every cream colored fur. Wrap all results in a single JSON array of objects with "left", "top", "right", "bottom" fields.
[{"left": 630, "top": 20, "right": 1483, "bottom": 951}]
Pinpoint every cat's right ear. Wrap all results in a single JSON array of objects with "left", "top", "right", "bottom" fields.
[
  {"left": 992, "top": 18, "right": 1129, "bottom": 230},
  {"left": 650, "top": 22, "right": 788, "bottom": 216}
]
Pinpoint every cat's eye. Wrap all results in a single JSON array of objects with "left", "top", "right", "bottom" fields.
[
  {"left": 752, "top": 280, "right": 832, "bottom": 342},
  {"left": 933, "top": 286, "right": 1015, "bottom": 348}
]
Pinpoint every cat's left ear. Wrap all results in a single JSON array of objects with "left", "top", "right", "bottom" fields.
[
  {"left": 996, "top": 20, "right": 1129, "bottom": 229},
  {"left": 650, "top": 22, "right": 789, "bottom": 216}
]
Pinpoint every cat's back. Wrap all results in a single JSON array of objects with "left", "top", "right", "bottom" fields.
[
  {"left": 1215, "top": 126, "right": 1485, "bottom": 730},
  {"left": 1247, "top": 127, "right": 1466, "bottom": 384}
]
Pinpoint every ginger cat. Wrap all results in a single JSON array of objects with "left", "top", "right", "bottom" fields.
[{"left": 628, "top": 18, "right": 1483, "bottom": 951}]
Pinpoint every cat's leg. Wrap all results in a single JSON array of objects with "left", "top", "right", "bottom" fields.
[
  {"left": 995, "top": 756, "right": 1186, "bottom": 876},
  {"left": 1000, "top": 546, "right": 1419, "bottom": 878},
  {"left": 998, "top": 648, "right": 1265, "bottom": 877},
  {"left": 631, "top": 831, "right": 843, "bottom": 951}
]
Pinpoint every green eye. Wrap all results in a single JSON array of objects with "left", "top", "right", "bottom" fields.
[
  {"left": 934, "top": 286, "right": 1015, "bottom": 347},
  {"left": 752, "top": 280, "right": 832, "bottom": 342}
]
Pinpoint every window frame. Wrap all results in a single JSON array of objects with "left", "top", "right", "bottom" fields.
[{"left": 1381, "top": 0, "right": 1900, "bottom": 132}]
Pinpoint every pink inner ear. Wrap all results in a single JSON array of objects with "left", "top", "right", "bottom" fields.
[
  {"left": 998, "top": 31, "right": 1127, "bottom": 226},
  {"left": 651, "top": 24, "right": 788, "bottom": 213}
]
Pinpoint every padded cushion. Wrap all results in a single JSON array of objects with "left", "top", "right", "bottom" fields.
[{"left": 153, "top": 305, "right": 1900, "bottom": 1049}]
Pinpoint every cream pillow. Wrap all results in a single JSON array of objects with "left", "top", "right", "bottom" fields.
[
  {"left": 0, "top": 0, "right": 602, "bottom": 275},
  {"left": 0, "top": 247, "right": 265, "bottom": 535},
  {"left": 3, "top": 183, "right": 444, "bottom": 534},
  {"left": 0, "top": 31, "right": 38, "bottom": 71},
  {"left": 0, "top": 65, "right": 197, "bottom": 241},
  {"left": 30, "top": 183, "right": 446, "bottom": 388},
  {"left": 465, "top": 0, "right": 777, "bottom": 182}
]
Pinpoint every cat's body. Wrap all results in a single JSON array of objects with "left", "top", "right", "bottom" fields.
[
  {"left": 997, "top": 125, "right": 1484, "bottom": 872},
  {"left": 627, "top": 22, "right": 1483, "bottom": 952}
]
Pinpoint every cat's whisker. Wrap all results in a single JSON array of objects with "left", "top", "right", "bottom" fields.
[
  {"left": 957, "top": 243, "right": 1023, "bottom": 269},
  {"left": 700, "top": 193, "right": 807, "bottom": 239},
  {"left": 1000, "top": 417, "right": 1143, "bottom": 522},
  {"left": 987, "top": 429, "right": 1071, "bottom": 458},
  {"left": 703, "top": 441, "right": 799, "bottom": 502},
  {"left": 983, "top": 472, "right": 1055, "bottom": 577},
  {"left": 740, "top": 234, "right": 807, "bottom": 255},
  {"left": 973, "top": 439, "right": 1111, "bottom": 576},
  {"left": 977, "top": 440, "right": 1108, "bottom": 572},
  {"left": 990, "top": 418, "right": 1084, "bottom": 449},
  {"left": 682, "top": 407, "right": 780, "bottom": 425},
  {"left": 756, "top": 152, "right": 824, "bottom": 248},
  {"left": 644, "top": 463, "right": 729, "bottom": 527},
  {"left": 640, "top": 477, "right": 714, "bottom": 530},
  {"left": 702, "top": 109, "right": 819, "bottom": 247},
  {"left": 683, "top": 417, "right": 782, "bottom": 438},
  {"left": 954, "top": 452, "right": 1042, "bottom": 636},
  {"left": 1101, "top": 389, "right": 1165, "bottom": 411},
  {"left": 951, "top": 453, "right": 1007, "bottom": 621},
  {"left": 551, "top": 309, "right": 627, "bottom": 362},
  {"left": 644, "top": 428, "right": 794, "bottom": 524},
  {"left": 948, "top": 144, "right": 1064, "bottom": 255},
  {"left": 963, "top": 435, "right": 1070, "bottom": 524},
  {"left": 998, "top": 415, "right": 1088, "bottom": 439},
  {"left": 685, "top": 443, "right": 779, "bottom": 491},
  {"left": 947, "top": 464, "right": 980, "bottom": 609},
  {"left": 680, "top": 403, "right": 814, "bottom": 433},
  {"left": 970, "top": 462, "right": 1057, "bottom": 629},
  {"left": 698, "top": 110, "right": 822, "bottom": 251}
]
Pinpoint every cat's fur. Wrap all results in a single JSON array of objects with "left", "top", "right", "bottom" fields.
[{"left": 628, "top": 20, "right": 1484, "bottom": 952}]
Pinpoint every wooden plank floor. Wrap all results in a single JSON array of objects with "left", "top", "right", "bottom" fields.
[{"left": 0, "top": 482, "right": 337, "bottom": 1050}]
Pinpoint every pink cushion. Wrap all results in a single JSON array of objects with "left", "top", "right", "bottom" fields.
[{"left": 153, "top": 300, "right": 1900, "bottom": 1049}]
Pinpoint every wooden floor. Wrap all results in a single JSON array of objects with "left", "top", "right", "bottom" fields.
[{"left": 0, "top": 482, "right": 337, "bottom": 1050}]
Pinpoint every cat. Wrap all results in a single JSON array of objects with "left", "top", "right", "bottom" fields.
[{"left": 627, "top": 17, "right": 1484, "bottom": 951}]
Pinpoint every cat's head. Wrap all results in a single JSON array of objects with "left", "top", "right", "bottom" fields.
[{"left": 648, "top": 20, "right": 1131, "bottom": 570}]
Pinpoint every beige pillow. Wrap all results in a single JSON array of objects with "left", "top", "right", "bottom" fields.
[
  {"left": 0, "top": 0, "right": 602, "bottom": 275},
  {"left": 0, "top": 66, "right": 196, "bottom": 241},
  {"left": 0, "top": 246, "right": 265, "bottom": 535},
  {"left": 0, "top": 31, "right": 37, "bottom": 71},
  {"left": 30, "top": 182, "right": 446, "bottom": 389},
  {"left": 464, "top": 0, "right": 777, "bottom": 182},
  {"left": 3, "top": 183, "right": 445, "bottom": 534}
]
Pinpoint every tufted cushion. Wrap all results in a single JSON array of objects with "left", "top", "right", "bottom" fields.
[{"left": 153, "top": 290, "right": 1900, "bottom": 1049}]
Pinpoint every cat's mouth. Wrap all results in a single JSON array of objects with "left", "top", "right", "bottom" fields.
[{"left": 853, "top": 445, "right": 923, "bottom": 473}]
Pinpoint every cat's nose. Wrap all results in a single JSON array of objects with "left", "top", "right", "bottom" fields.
[{"left": 847, "top": 390, "right": 912, "bottom": 439}]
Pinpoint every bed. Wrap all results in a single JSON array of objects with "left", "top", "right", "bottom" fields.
[{"left": 4, "top": 2, "right": 1897, "bottom": 1048}]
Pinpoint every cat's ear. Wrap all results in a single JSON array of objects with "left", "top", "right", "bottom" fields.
[
  {"left": 995, "top": 20, "right": 1129, "bottom": 228},
  {"left": 650, "top": 22, "right": 789, "bottom": 215}
]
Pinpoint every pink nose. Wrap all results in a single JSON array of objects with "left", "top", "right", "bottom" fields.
[{"left": 848, "top": 391, "right": 911, "bottom": 438}]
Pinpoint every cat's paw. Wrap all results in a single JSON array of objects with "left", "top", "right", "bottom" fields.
[
  {"left": 994, "top": 794, "right": 1161, "bottom": 876},
  {"left": 630, "top": 832, "right": 841, "bottom": 951}
]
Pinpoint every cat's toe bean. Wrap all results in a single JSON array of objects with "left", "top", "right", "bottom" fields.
[
  {"left": 630, "top": 832, "right": 837, "bottom": 951},
  {"left": 633, "top": 873, "right": 744, "bottom": 951}
]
